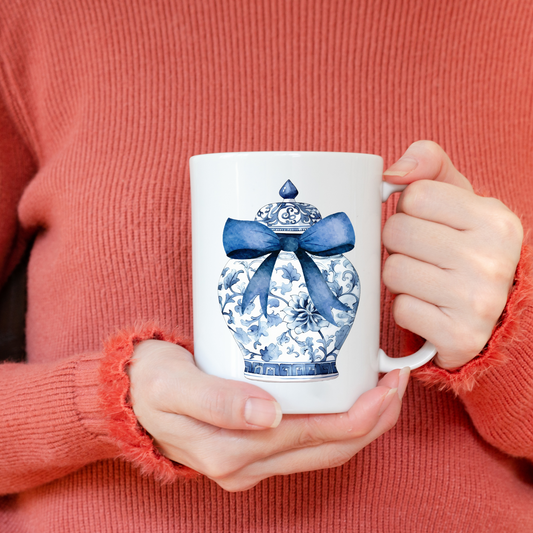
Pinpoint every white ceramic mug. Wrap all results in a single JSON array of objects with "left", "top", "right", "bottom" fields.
[{"left": 190, "top": 152, "right": 436, "bottom": 414}]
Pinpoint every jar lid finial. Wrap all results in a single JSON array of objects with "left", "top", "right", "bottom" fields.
[{"left": 279, "top": 180, "right": 298, "bottom": 199}]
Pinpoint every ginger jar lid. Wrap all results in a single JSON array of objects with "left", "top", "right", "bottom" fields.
[{"left": 254, "top": 180, "right": 322, "bottom": 233}]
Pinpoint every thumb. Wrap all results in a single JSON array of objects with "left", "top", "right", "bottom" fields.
[
  {"left": 131, "top": 340, "right": 283, "bottom": 430},
  {"left": 177, "top": 361, "right": 283, "bottom": 430},
  {"left": 383, "top": 140, "right": 473, "bottom": 192}
]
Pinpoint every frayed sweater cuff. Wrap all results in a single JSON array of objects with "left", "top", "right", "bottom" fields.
[
  {"left": 99, "top": 323, "right": 199, "bottom": 483},
  {"left": 412, "top": 244, "right": 533, "bottom": 394}
]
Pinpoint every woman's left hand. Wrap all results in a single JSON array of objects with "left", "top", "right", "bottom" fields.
[{"left": 382, "top": 140, "right": 523, "bottom": 370}]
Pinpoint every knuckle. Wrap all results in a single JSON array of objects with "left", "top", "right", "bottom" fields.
[
  {"left": 461, "top": 277, "right": 506, "bottom": 324},
  {"left": 466, "top": 286, "right": 497, "bottom": 322},
  {"left": 385, "top": 252, "right": 405, "bottom": 270},
  {"left": 401, "top": 180, "right": 432, "bottom": 214},
  {"left": 382, "top": 254, "right": 401, "bottom": 288},
  {"left": 296, "top": 426, "right": 319, "bottom": 449},
  {"left": 295, "top": 417, "right": 325, "bottom": 448},
  {"left": 411, "top": 139, "right": 442, "bottom": 155},
  {"left": 200, "top": 387, "right": 237, "bottom": 425},
  {"left": 406, "top": 140, "right": 445, "bottom": 164},
  {"left": 450, "top": 325, "right": 487, "bottom": 359},
  {"left": 144, "top": 374, "right": 172, "bottom": 408},
  {"left": 480, "top": 255, "right": 510, "bottom": 284},
  {"left": 483, "top": 199, "right": 524, "bottom": 242},
  {"left": 382, "top": 217, "right": 395, "bottom": 245},
  {"left": 199, "top": 457, "right": 242, "bottom": 481},
  {"left": 403, "top": 180, "right": 431, "bottom": 204},
  {"left": 391, "top": 295, "right": 412, "bottom": 329},
  {"left": 465, "top": 250, "right": 515, "bottom": 295},
  {"left": 383, "top": 213, "right": 408, "bottom": 246}
]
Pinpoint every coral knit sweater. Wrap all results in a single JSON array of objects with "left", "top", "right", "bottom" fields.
[{"left": 1, "top": 0, "right": 533, "bottom": 531}]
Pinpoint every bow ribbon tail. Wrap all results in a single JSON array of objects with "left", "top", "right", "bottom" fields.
[
  {"left": 241, "top": 252, "right": 280, "bottom": 317},
  {"left": 296, "top": 250, "right": 350, "bottom": 325}
]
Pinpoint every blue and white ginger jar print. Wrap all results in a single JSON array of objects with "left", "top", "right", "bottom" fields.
[{"left": 218, "top": 180, "right": 360, "bottom": 381}]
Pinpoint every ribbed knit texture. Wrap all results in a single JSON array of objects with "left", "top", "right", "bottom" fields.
[{"left": 0, "top": 0, "right": 532, "bottom": 531}]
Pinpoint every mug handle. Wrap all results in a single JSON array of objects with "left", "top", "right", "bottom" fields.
[{"left": 378, "top": 181, "right": 437, "bottom": 372}]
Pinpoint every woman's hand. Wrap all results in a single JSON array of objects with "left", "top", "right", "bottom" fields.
[
  {"left": 128, "top": 339, "right": 410, "bottom": 492},
  {"left": 382, "top": 140, "right": 523, "bottom": 370}
]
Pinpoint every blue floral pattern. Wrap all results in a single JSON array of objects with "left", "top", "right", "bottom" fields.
[
  {"left": 283, "top": 292, "right": 330, "bottom": 334},
  {"left": 219, "top": 251, "right": 360, "bottom": 380}
]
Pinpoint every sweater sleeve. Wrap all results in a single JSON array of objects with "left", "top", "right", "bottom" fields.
[
  {"left": 0, "top": 324, "right": 196, "bottom": 495},
  {"left": 0, "top": 90, "right": 194, "bottom": 494},
  {"left": 0, "top": 351, "right": 118, "bottom": 494},
  {"left": 412, "top": 244, "right": 533, "bottom": 459}
]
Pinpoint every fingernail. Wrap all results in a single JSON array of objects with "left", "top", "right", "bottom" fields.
[
  {"left": 383, "top": 157, "right": 418, "bottom": 178},
  {"left": 244, "top": 398, "right": 282, "bottom": 428},
  {"left": 398, "top": 367, "right": 411, "bottom": 400},
  {"left": 378, "top": 388, "right": 398, "bottom": 416}
]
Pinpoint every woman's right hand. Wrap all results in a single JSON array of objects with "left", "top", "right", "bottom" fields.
[{"left": 127, "top": 340, "right": 410, "bottom": 492}]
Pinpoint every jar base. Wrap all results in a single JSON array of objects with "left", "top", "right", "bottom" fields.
[{"left": 244, "top": 360, "right": 339, "bottom": 382}]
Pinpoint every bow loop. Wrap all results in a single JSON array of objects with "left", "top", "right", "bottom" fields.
[
  {"left": 299, "top": 212, "right": 355, "bottom": 256},
  {"left": 223, "top": 219, "right": 280, "bottom": 259}
]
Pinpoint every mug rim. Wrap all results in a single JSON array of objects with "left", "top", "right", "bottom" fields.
[{"left": 189, "top": 150, "right": 383, "bottom": 163}]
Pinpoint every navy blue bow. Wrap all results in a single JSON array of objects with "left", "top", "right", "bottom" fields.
[{"left": 222, "top": 212, "right": 355, "bottom": 325}]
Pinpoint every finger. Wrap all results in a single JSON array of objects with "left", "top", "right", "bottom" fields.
[
  {"left": 383, "top": 140, "right": 473, "bottom": 192},
  {"left": 391, "top": 294, "right": 489, "bottom": 368},
  {"left": 396, "top": 179, "right": 485, "bottom": 230},
  {"left": 131, "top": 340, "right": 282, "bottom": 430},
  {"left": 391, "top": 293, "right": 448, "bottom": 342},
  {"left": 155, "top": 370, "right": 409, "bottom": 484},
  {"left": 277, "top": 368, "right": 403, "bottom": 449},
  {"left": 216, "top": 386, "right": 405, "bottom": 492},
  {"left": 161, "top": 371, "right": 403, "bottom": 471},
  {"left": 382, "top": 212, "right": 466, "bottom": 268},
  {"left": 242, "top": 371, "right": 403, "bottom": 456},
  {"left": 383, "top": 253, "right": 452, "bottom": 307},
  {"left": 172, "top": 362, "right": 284, "bottom": 430}
]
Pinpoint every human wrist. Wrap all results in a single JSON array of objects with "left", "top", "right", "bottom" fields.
[{"left": 99, "top": 323, "right": 197, "bottom": 482}]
